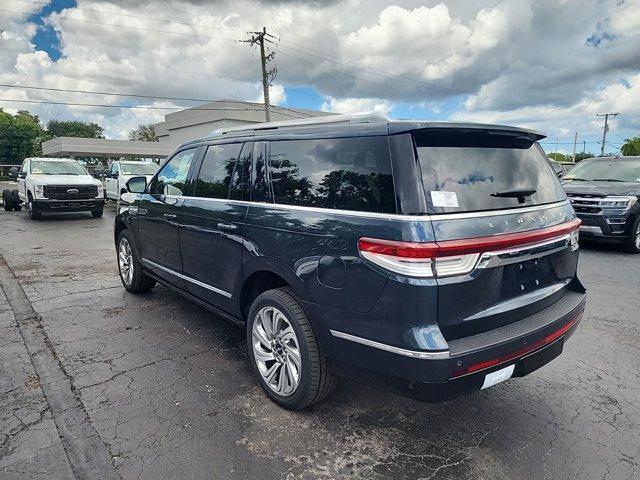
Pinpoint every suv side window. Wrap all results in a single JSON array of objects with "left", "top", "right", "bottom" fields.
[
  {"left": 194, "top": 143, "right": 243, "bottom": 199},
  {"left": 268, "top": 137, "right": 396, "bottom": 213},
  {"left": 151, "top": 148, "right": 197, "bottom": 196},
  {"left": 110, "top": 163, "right": 119, "bottom": 175},
  {"left": 230, "top": 142, "right": 253, "bottom": 201}
]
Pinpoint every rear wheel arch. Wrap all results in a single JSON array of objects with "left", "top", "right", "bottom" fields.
[{"left": 240, "top": 270, "right": 290, "bottom": 321}]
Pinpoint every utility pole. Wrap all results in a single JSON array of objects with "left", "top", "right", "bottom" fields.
[
  {"left": 572, "top": 131, "right": 578, "bottom": 163},
  {"left": 242, "top": 27, "right": 277, "bottom": 122},
  {"left": 596, "top": 112, "right": 619, "bottom": 156}
]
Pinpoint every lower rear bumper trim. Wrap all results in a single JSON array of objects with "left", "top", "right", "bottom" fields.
[{"left": 329, "top": 329, "right": 450, "bottom": 360}]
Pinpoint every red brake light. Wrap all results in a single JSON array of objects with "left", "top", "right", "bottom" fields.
[{"left": 358, "top": 219, "right": 581, "bottom": 278}]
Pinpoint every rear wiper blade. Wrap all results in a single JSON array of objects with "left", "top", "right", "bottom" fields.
[
  {"left": 591, "top": 178, "right": 625, "bottom": 182},
  {"left": 491, "top": 188, "right": 536, "bottom": 204},
  {"left": 491, "top": 188, "right": 537, "bottom": 198}
]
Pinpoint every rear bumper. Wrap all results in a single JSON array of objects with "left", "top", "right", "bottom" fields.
[
  {"left": 306, "top": 289, "right": 586, "bottom": 402},
  {"left": 33, "top": 198, "right": 104, "bottom": 212}
]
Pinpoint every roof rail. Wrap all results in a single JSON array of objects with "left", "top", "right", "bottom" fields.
[{"left": 209, "top": 112, "right": 390, "bottom": 136}]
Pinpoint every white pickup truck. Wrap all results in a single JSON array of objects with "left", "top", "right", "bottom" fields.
[
  {"left": 104, "top": 161, "right": 158, "bottom": 200},
  {"left": 5, "top": 157, "right": 105, "bottom": 220}
]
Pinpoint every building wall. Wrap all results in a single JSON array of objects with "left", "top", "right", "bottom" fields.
[{"left": 156, "top": 119, "right": 255, "bottom": 145}]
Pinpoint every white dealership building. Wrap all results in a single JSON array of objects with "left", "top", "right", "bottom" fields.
[{"left": 41, "top": 100, "right": 327, "bottom": 162}]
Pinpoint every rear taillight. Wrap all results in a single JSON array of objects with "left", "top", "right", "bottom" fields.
[{"left": 358, "top": 219, "right": 581, "bottom": 278}]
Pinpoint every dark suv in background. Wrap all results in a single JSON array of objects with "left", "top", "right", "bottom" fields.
[
  {"left": 563, "top": 156, "right": 640, "bottom": 253},
  {"left": 114, "top": 114, "right": 586, "bottom": 409}
]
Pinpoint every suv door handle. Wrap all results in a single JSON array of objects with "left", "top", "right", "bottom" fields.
[
  {"left": 163, "top": 213, "right": 177, "bottom": 219},
  {"left": 217, "top": 222, "right": 237, "bottom": 232}
]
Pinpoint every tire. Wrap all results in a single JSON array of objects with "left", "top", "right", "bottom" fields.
[
  {"left": 2, "top": 189, "right": 13, "bottom": 211},
  {"left": 27, "top": 197, "right": 41, "bottom": 220},
  {"left": 247, "top": 287, "right": 336, "bottom": 410},
  {"left": 11, "top": 190, "right": 21, "bottom": 211},
  {"left": 622, "top": 216, "right": 640, "bottom": 254},
  {"left": 91, "top": 208, "right": 103, "bottom": 218},
  {"left": 116, "top": 230, "right": 156, "bottom": 292}
]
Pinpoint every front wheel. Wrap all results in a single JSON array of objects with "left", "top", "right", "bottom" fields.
[
  {"left": 28, "top": 198, "right": 41, "bottom": 220},
  {"left": 623, "top": 216, "right": 640, "bottom": 254},
  {"left": 117, "top": 230, "right": 156, "bottom": 292},
  {"left": 91, "top": 208, "right": 103, "bottom": 218},
  {"left": 247, "top": 288, "right": 336, "bottom": 410}
]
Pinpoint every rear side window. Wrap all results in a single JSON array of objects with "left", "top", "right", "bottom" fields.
[
  {"left": 194, "top": 143, "right": 243, "bottom": 199},
  {"left": 414, "top": 130, "right": 566, "bottom": 214},
  {"left": 268, "top": 137, "right": 396, "bottom": 213}
]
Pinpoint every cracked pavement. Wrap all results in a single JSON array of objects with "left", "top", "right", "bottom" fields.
[{"left": 0, "top": 194, "right": 638, "bottom": 479}]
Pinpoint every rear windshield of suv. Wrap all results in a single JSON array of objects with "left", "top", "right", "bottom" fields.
[{"left": 414, "top": 129, "right": 566, "bottom": 214}]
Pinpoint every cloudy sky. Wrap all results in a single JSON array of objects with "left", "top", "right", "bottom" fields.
[{"left": 1, "top": 0, "right": 639, "bottom": 154}]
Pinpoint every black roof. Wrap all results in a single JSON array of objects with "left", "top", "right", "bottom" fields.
[{"left": 180, "top": 113, "right": 546, "bottom": 148}]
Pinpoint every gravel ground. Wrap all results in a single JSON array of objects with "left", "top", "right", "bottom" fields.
[{"left": 0, "top": 187, "right": 638, "bottom": 480}]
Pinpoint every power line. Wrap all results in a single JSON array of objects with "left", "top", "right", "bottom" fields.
[
  {"left": 0, "top": 97, "right": 307, "bottom": 118},
  {"left": 6, "top": 2, "right": 544, "bottom": 111},
  {"left": 0, "top": 83, "right": 220, "bottom": 103}
]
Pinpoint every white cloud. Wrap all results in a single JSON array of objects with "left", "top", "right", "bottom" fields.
[
  {"left": 253, "top": 84, "right": 286, "bottom": 105},
  {"left": 0, "top": 0, "right": 638, "bottom": 143},
  {"left": 321, "top": 96, "right": 392, "bottom": 115}
]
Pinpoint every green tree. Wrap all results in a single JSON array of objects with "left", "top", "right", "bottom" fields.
[
  {"left": 0, "top": 110, "right": 41, "bottom": 164},
  {"left": 46, "top": 119, "right": 104, "bottom": 139},
  {"left": 574, "top": 152, "right": 595, "bottom": 162},
  {"left": 128, "top": 123, "right": 158, "bottom": 142},
  {"left": 547, "top": 152, "right": 568, "bottom": 162},
  {"left": 621, "top": 136, "right": 640, "bottom": 156}
]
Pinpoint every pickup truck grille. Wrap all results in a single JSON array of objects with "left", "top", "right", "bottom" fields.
[
  {"left": 43, "top": 185, "right": 98, "bottom": 200},
  {"left": 567, "top": 194, "right": 602, "bottom": 214}
]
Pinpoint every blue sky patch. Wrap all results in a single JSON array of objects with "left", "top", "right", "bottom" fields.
[{"left": 28, "top": 0, "right": 76, "bottom": 61}]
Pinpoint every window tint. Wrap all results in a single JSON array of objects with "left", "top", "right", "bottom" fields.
[
  {"left": 252, "top": 144, "right": 268, "bottom": 202},
  {"left": 230, "top": 142, "right": 252, "bottom": 200},
  {"left": 414, "top": 130, "right": 566, "bottom": 214},
  {"left": 151, "top": 149, "right": 196, "bottom": 196},
  {"left": 268, "top": 137, "right": 396, "bottom": 213},
  {"left": 194, "top": 143, "right": 242, "bottom": 199}
]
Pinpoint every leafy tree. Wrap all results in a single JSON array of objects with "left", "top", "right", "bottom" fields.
[
  {"left": 547, "top": 152, "right": 568, "bottom": 162},
  {"left": 0, "top": 110, "right": 41, "bottom": 164},
  {"left": 574, "top": 152, "right": 595, "bottom": 162},
  {"left": 46, "top": 119, "right": 104, "bottom": 139},
  {"left": 621, "top": 136, "right": 640, "bottom": 156},
  {"left": 128, "top": 123, "right": 158, "bottom": 142}
]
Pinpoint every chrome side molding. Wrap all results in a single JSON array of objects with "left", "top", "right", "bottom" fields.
[{"left": 141, "top": 259, "right": 232, "bottom": 298}]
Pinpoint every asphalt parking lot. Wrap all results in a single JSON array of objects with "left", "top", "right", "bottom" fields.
[{"left": 1, "top": 194, "right": 639, "bottom": 480}]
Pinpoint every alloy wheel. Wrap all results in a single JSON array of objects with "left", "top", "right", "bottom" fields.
[
  {"left": 118, "top": 237, "right": 134, "bottom": 286},
  {"left": 252, "top": 306, "right": 302, "bottom": 396}
]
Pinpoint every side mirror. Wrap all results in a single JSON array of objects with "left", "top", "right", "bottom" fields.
[
  {"left": 18, "top": 171, "right": 27, "bottom": 179},
  {"left": 8, "top": 167, "right": 18, "bottom": 179},
  {"left": 126, "top": 176, "right": 147, "bottom": 194}
]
